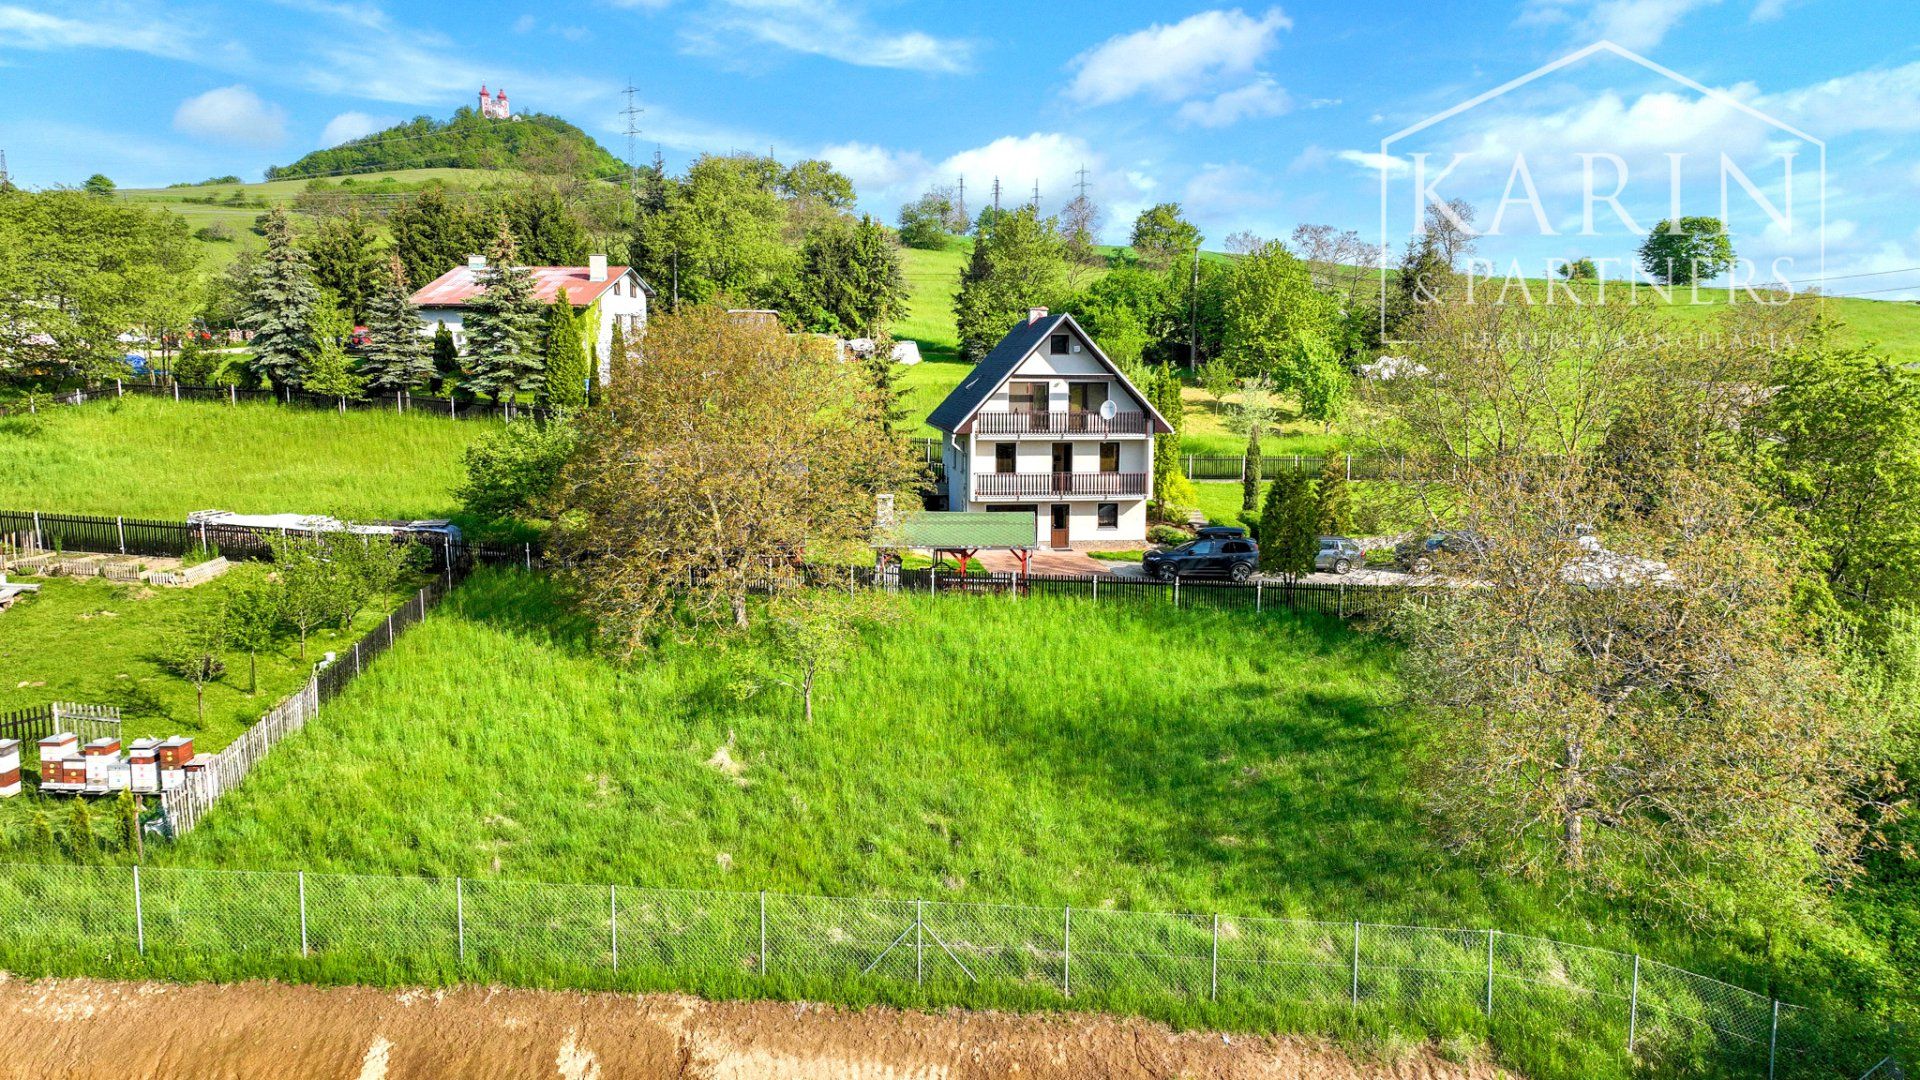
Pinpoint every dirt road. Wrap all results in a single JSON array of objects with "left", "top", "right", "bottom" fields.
[{"left": 0, "top": 976, "right": 1512, "bottom": 1079}]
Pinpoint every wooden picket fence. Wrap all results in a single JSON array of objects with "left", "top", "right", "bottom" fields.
[{"left": 0, "top": 703, "right": 121, "bottom": 747}]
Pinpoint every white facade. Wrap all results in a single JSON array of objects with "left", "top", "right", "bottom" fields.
[
  {"left": 934, "top": 312, "right": 1167, "bottom": 548},
  {"left": 412, "top": 262, "right": 648, "bottom": 386}
]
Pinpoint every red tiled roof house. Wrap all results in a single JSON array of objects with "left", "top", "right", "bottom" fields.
[{"left": 409, "top": 254, "right": 652, "bottom": 385}]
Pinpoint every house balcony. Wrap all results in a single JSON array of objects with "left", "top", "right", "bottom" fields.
[
  {"left": 973, "top": 472, "right": 1149, "bottom": 500},
  {"left": 971, "top": 409, "right": 1151, "bottom": 436}
]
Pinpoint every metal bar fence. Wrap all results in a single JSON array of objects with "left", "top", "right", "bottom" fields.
[{"left": 0, "top": 863, "right": 1880, "bottom": 1077}]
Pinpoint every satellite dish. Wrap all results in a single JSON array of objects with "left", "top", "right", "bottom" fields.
[{"left": 1098, "top": 399, "right": 1118, "bottom": 420}]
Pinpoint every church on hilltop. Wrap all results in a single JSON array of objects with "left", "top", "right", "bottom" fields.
[{"left": 477, "top": 85, "right": 510, "bottom": 120}]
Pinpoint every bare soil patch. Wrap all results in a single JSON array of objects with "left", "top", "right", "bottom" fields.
[{"left": 0, "top": 976, "right": 1516, "bottom": 1079}]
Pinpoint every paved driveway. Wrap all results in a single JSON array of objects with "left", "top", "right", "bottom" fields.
[{"left": 973, "top": 549, "right": 1116, "bottom": 576}]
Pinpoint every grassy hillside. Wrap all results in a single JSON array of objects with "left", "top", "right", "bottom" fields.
[{"left": 0, "top": 397, "right": 484, "bottom": 521}]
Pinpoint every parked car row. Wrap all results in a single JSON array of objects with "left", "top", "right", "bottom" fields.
[{"left": 1140, "top": 529, "right": 1374, "bottom": 581}]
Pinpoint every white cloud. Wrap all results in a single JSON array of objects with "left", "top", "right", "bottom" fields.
[
  {"left": 683, "top": 0, "right": 971, "bottom": 74},
  {"left": 320, "top": 111, "right": 395, "bottom": 146},
  {"left": 0, "top": 4, "right": 190, "bottom": 58},
  {"left": 1182, "top": 163, "right": 1277, "bottom": 216},
  {"left": 818, "top": 141, "right": 929, "bottom": 191},
  {"left": 1066, "top": 8, "right": 1293, "bottom": 106},
  {"left": 512, "top": 13, "right": 536, "bottom": 33},
  {"left": 173, "top": 85, "right": 288, "bottom": 147},
  {"left": 1177, "top": 78, "right": 1292, "bottom": 127},
  {"left": 1517, "top": 0, "right": 1721, "bottom": 50},
  {"left": 1762, "top": 60, "right": 1920, "bottom": 135},
  {"left": 1335, "top": 149, "right": 1409, "bottom": 175}
]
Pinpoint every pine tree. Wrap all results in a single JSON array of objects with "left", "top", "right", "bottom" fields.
[
  {"left": 608, "top": 322, "right": 628, "bottom": 374},
  {"left": 116, "top": 789, "right": 142, "bottom": 859},
  {"left": 242, "top": 207, "right": 320, "bottom": 390},
  {"left": 306, "top": 210, "right": 382, "bottom": 321},
  {"left": 1242, "top": 421, "right": 1263, "bottom": 517},
  {"left": 303, "top": 292, "right": 364, "bottom": 398},
  {"left": 362, "top": 254, "right": 434, "bottom": 393},
  {"left": 1257, "top": 471, "right": 1319, "bottom": 582},
  {"left": 542, "top": 287, "right": 589, "bottom": 408},
  {"left": 431, "top": 322, "right": 459, "bottom": 393},
  {"left": 67, "top": 799, "right": 96, "bottom": 856},
  {"left": 462, "top": 224, "right": 546, "bottom": 403},
  {"left": 1315, "top": 452, "right": 1351, "bottom": 535}
]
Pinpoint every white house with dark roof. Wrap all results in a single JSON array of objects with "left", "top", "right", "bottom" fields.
[
  {"left": 927, "top": 308, "right": 1172, "bottom": 548},
  {"left": 409, "top": 255, "right": 652, "bottom": 384}
]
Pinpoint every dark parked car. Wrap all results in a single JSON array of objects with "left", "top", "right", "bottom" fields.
[
  {"left": 1394, "top": 530, "right": 1489, "bottom": 574},
  {"left": 1315, "top": 536, "right": 1364, "bottom": 574},
  {"left": 1143, "top": 536, "right": 1259, "bottom": 582}
]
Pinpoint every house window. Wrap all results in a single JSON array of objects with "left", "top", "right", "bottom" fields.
[
  {"left": 1009, "top": 382, "right": 1048, "bottom": 413},
  {"left": 1097, "top": 503, "right": 1119, "bottom": 529},
  {"left": 994, "top": 443, "right": 1016, "bottom": 474},
  {"left": 1068, "top": 382, "right": 1108, "bottom": 412},
  {"left": 1050, "top": 333, "right": 1070, "bottom": 355},
  {"left": 1099, "top": 442, "right": 1119, "bottom": 473}
]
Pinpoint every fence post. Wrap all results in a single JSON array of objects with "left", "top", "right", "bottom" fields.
[
  {"left": 609, "top": 884, "right": 618, "bottom": 970},
  {"left": 1339, "top": 583, "right": 1347, "bottom": 619},
  {"left": 298, "top": 870, "right": 308, "bottom": 956},
  {"left": 117, "top": 516, "right": 125, "bottom": 554},
  {"left": 525, "top": 543, "right": 532, "bottom": 571},
  {"left": 1210, "top": 914, "right": 1220, "bottom": 1001},
  {"left": 1628, "top": 954, "right": 1640, "bottom": 1052},
  {"left": 1255, "top": 581, "right": 1261, "bottom": 612},
  {"left": 1350, "top": 921, "right": 1360, "bottom": 1008},
  {"left": 1485, "top": 929, "right": 1495, "bottom": 1016},
  {"left": 116, "top": 378, "right": 123, "bottom": 397},
  {"left": 1062, "top": 905, "right": 1071, "bottom": 995},
  {"left": 353, "top": 641, "right": 361, "bottom": 675},
  {"left": 1173, "top": 576, "right": 1179, "bottom": 608},
  {"left": 132, "top": 865, "right": 145, "bottom": 955},
  {"left": 914, "top": 898, "right": 925, "bottom": 986},
  {"left": 759, "top": 890, "right": 768, "bottom": 976},
  {"left": 1768, "top": 999, "right": 1779, "bottom": 1080},
  {"left": 1346, "top": 452, "right": 1352, "bottom": 481},
  {"left": 32, "top": 511, "right": 41, "bottom": 551},
  {"left": 456, "top": 876, "right": 465, "bottom": 964}
]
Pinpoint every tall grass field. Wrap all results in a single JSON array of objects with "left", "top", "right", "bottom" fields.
[
  {"left": 0, "top": 396, "right": 484, "bottom": 521},
  {"left": 0, "top": 568, "right": 1897, "bottom": 1076}
]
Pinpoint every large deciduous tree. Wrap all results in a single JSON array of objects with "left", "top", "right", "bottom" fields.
[
  {"left": 1128, "top": 203, "right": 1202, "bottom": 271},
  {"left": 953, "top": 205, "right": 1066, "bottom": 360},
  {"left": 550, "top": 306, "right": 919, "bottom": 648},
  {"left": 242, "top": 207, "right": 321, "bottom": 391},
  {"left": 1217, "top": 240, "right": 1345, "bottom": 422},
  {"left": 1638, "top": 216, "right": 1735, "bottom": 286}
]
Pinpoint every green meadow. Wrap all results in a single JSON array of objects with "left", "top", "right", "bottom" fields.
[{"left": 0, "top": 396, "right": 484, "bottom": 522}]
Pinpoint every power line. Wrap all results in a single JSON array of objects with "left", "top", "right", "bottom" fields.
[
  {"left": 1074, "top": 165, "right": 1089, "bottom": 200},
  {"left": 620, "top": 82, "right": 644, "bottom": 197}
]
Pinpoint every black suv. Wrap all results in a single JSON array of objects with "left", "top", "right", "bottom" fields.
[
  {"left": 1394, "top": 530, "right": 1489, "bottom": 574},
  {"left": 1142, "top": 535, "right": 1260, "bottom": 582}
]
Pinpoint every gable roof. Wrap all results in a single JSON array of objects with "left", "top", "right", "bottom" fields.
[
  {"left": 924, "top": 313, "right": 1173, "bottom": 435},
  {"left": 410, "top": 265, "right": 652, "bottom": 309}
]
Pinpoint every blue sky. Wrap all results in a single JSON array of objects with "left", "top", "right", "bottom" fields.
[{"left": 2, "top": 0, "right": 1917, "bottom": 296}]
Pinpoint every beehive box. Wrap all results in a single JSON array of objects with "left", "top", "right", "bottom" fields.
[
  {"left": 42, "top": 757, "right": 87, "bottom": 791},
  {"left": 0, "top": 739, "right": 19, "bottom": 798},
  {"left": 129, "top": 746, "right": 160, "bottom": 794},
  {"left": 105, "top": 761, "right": 131, "bottom": 791},
  {"left": 37, "top": 732, "right": 78, "bottom": 763},
  {"left": 158, "top": 737, "right": 194, "bottom": 769},
  {"left": 82, "top": 739, "right": 121, "bottom": 790},
  {"left": 182, "top": 753, "right": 213, "bottom": 775}
]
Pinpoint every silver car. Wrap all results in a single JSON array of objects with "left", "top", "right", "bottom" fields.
[{"left": 1315, "top": 536, "right": 1364, "bottom": 575}]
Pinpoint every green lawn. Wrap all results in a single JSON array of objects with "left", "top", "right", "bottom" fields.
[
  {"left": 0, "top": 397, "right": 485, "bottom": 522},
  {"left": 0, "top": 570, "right": 397, "bottom": 752}
]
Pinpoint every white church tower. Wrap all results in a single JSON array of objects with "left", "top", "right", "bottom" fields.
[{"left": 478, "top": 85, "right": 511, "bottom": 120}]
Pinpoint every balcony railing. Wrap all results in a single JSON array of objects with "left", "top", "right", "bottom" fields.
[
  {"left": 973, "top": 472, "right": 1149, "bottom": 499},
  {"left": 972, "top": 409, "right": 1151, "bottom": 436}
]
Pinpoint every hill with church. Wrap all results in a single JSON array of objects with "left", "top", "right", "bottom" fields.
[{"left": 265, "top": 95, "right": 624, "bottom": 182}]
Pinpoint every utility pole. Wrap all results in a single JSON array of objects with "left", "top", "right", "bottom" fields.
[
  {"left": 1074, "top": 165, "right": 1090, "bottom": 200},
  {"left": 1187, "top": 245, "right": 1200, "bottom": 370},
  {"left": 991, "top": 176, "right": 1001, "bottom": 214},
  {"left": 1031, "top": 180, "right": 1040, "bottom": 211},
  {"left": 955, "top": 176, "right": 966, "bottom": 229},
  {"left": 620, "top": 83, "right": 644, "bottom": 197},
  {"left": 0, "top": 149, "right": 9, "bottom": 190}
]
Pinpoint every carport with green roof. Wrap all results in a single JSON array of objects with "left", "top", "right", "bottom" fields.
[{"left": 875, "top": 511, "right": 1036, "bottom": 580}]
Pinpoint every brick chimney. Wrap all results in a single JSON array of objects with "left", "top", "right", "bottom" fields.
[
  {"left": 1027, "top": 306, "right": 1049, "bottom": 325},
  {"left": 588, "top": 255, "right": 608, "bottom": 283}
]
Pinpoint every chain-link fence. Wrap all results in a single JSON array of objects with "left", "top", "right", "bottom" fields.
[{"left": 0, "top": 862, "right": 1886, "bottom": 1077}]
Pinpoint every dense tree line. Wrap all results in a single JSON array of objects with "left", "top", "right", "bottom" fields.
[{"left": 265, "top": 109, "right": 624, "bottom": 181}]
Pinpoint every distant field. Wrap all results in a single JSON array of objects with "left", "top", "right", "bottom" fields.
[{"left": 0, "top": 397, "right": 484, "bottom": 521}]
